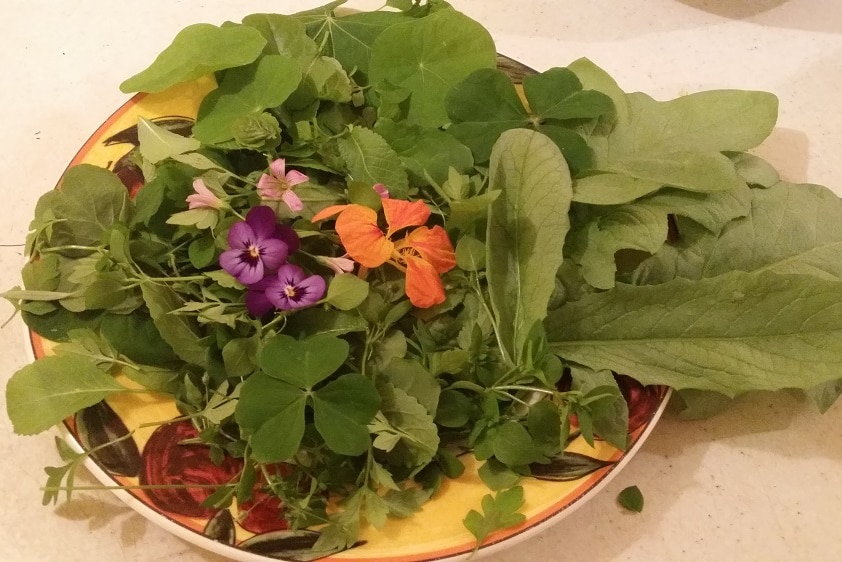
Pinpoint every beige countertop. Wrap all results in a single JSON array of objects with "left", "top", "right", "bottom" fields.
[{"left": 1, "top": 1, "right": 841, "bottom": 560}]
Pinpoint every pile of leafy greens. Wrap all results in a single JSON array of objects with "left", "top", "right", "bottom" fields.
[{"left": 6, "top": 0, "right": 842, "bottom": 555}]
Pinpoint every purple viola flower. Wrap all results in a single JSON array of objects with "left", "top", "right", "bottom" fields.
[
  {"left": 245, "top": 276, "right": 275, "bottom": 317},
  {"left": 265, "top": 264, "right": 326, "bottom": 311},
  {"left": 220, "top": 206, "right": 288, "bottom": 285}
]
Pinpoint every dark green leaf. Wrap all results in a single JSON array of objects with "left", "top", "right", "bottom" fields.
[
  {"left": 259, "top": 333, "right": 349, "bottom": 388},
  {"left": 235, "top": 372, "right": 307, "bottom": 462},
  {"left": 312, "top": 373, "right": 380, "bottom": 455},
  {"left": 140, "top": 282, "right": 207, "bottom": 366},
  {"left": 617, "top": 485, "right": 644, "bottom": 512}
]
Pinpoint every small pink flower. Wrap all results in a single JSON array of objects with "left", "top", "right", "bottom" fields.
[
  {"left": 373, "top": 183, "right": 390, "bottom": 199},
  {"left": 257, "top": 158, "right": 308, "bottom": 213},
  {"left": 186, "top": 179, "right": 223, "bottom": 210},
  {"left": 315, "top": 255, "right": 355, "bottom": 275}
]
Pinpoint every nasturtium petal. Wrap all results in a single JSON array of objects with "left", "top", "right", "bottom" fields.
[
  {"left": 403, "top": 254, "right": 446, "bottom": 309},
  {"left": 400, "top": 226, "right": 456, "bottom": 273},
  {"left": 382, "top": 198, "right": 430, "bottom": 235},
  {"left": 120, "top": 23, "right": 267, "bottom": 93},
  {"left": 334, "top": 205, "right": 394, "bottom": 268}
]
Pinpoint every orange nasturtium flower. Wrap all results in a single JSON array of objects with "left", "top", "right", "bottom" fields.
[{"left": 312, "top": 198, "right": 456, "bottom": 308}]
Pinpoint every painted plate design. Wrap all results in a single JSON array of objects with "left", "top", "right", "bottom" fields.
[{"left": 29, "top": 56, "right": 670, "bottom": 562}]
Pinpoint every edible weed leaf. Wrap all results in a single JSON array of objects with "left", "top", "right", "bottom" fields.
[
  {"left": 259, "top": 333, "right": 349, "bottom": 388},
  {"left": 523, "top": 67, "right": 613, "bottom": 121},
  {"left": 241, "top": 13, "right": 319, "bottom": 66},
  {"left": 193, "top": 54, "right": 302, "bottom": 145},
  {"left": 6, "top": 356, "right": 126, "bottom": 435},
  {"left": 380, "top": 358, "right": 440, "bottom": 416},
  {"left": 137, "top": 116, "right": 200, "bottom": 163},
  {"left": 375, "top": 382, "right": 440, "bottom": 467},
  {"left": 325, "top": 274, "right": 369, "bottom": 311},
  {"left": 463, "top": 486, "right": 526, "bottom": 547},
  {"left": 235, "top": 372, "right": 307, "bottom": 462},
  {"left": 140, "top": 283, "right": 207, "bottom": 366},
  {"left": 120, "top": 23, "right": 267, "bottom": 93},
  {"left": 492, "top": 421, "right": 548, "bottom": 466},
  {"left": 312, "top": 374, "right": 380, "bottom": 455},
  {"left": 548, "top": 271, "right": 842, "bottom": 395},
  {"left": 486, "top": 129, "right": 572, "bottom": 361},
  {"left": 336, "top": 126, "right": 409, "bottom": 199},
  {"left": 617, "top": 485, "right": 644, "bottom": 512}
]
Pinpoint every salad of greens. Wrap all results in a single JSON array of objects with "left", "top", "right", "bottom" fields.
[{"left": 5, "top": 0, "right": 842, "bottom": 556}]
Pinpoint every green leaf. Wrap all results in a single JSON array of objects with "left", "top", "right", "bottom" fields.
[
  {"left": 6, "top": 356, "right": 126, "bottom": 435},
  {"left": 336, "top": 126, "right": 409, "bottom": 200},
  {"left": 312, "top": 373, "right": 380, "bottom": 456},
  {"left": 241, "top": 13, "right": 318, "bottom": 65},
  {"left": 373, "top": 118, "right": 474, "bottom": 186},
  {"left": 805, "top": 379, "right": 842, "bottom": 414},
  {"left": 548, "top": 271, "right": 842, "bottom": 396},
  {"left": 325, "top": 274, "right": 369, "bottom": 311},
  {"left": 375, "top": 381, "right": 440, "bottom": 467},
  {"left": 478, "top": 458, "right": 522, "bottom": 491},
  {"left": 455, "top": 235, "right": 486, "bottom": 271},
  {"left": 140, "top": 282, "right": 207, "bottom": 366},
  {"left": 463, "top": 486, "right": 526, "bottom": 547},
  {"left": 284, "top": 307, "right": 367, "bottom": 336},
  {"left": 603, "top": 151, "right": 744, "bottom": 194},
  {"left": 259, "top": 333, "right": 349, "bottom": 388},
  {"left": 222, "top": 337, "right": 259, "bottom": 378},
  {"left": 137, "top": 116, "right": 200, "bottom": 163},
  {"left": 570, "top": 367, "right": 629, "bottom": 450},
  {"left": 486, "top": 129, "right": 572, "bottom": 360},
  {"left": 33, "top": 164, "right": 130, "bottom": 250},
  {"left": 617, "top": 485, "right": 644, "bottom": 512},
  {"left": 235, "top": 372, "right": 307, "bottom": 462},
  {"left": 639, "top": 182, "right": 842, "bottom": 283},
  {"left": 492, "top": 421, "right": 548, "bottom": 466},
  {"left": 380, "top": 358, "right": 440, "bottom": 416},
  {"left": 99, "top": 312, "right": 179, "bottom": 366},
  {"left": 435, "top": 389, "right": 472, "bottom": 428},
  {"left": 120, "top": 23, "right": 267, "bottom": 93},
  {"left": 523, "top": 67, "right": 613, "bottom": 121},
  {"left": 369, "top": 9, "right": 496, "bottom": 127},
  {"left": 607, "top": 90, "right": 778, "bottom": 158},
  {"left": 192, "top": 54, "right": 302, "bottom": 145},
  {"left": 573, "top": 174, "right": 663, "bottom": 206}
]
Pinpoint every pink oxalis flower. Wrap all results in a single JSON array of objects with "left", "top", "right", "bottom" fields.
[
  {"left": 186, "top": 179, "right": 224, "bottom": 210},
  {"left": 257, "top": 158, "right": 308, "bottom": 213}
]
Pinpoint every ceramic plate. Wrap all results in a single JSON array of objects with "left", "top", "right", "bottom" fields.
[{"left": 28, "top": 57, "right": 670, "bottom": 562}]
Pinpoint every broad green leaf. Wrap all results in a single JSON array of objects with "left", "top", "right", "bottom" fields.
[
  {"left": 241, "top": 13, "right": 319, "bottom": 66},
  {"left": 99, "top": 312, "right": 179, "bottom": 366},
  {"left": 547, "top": 271, "right": 842, "bottom": 396},
  {"left": 325, "top": 274, "right": 369, "bottom": 311},
  {"left": 567, "top": 57, "right": 628, "bottom": 126},
  {"left": 1, "top": 289, "right": 74, "bottom": 302},
  {"left": 140, "top": 282, "right": 207, "bottom": 366},
  {"left": 380, "top": 358, "right": 440, "bottom": 416},
  {"left": 726, "top": 151, "right": 780, "bottom": 188},
  {"left": 435, "top": 389, "right": 473, "bottom": 428},
  {"left": 492, "top": 421, "right": 548, "bottom": 466},
  {"left": 192, "top": 55, "right": 302, "bottom": 145},
  {"left": 570, "top": 367, "right": 629, "bottom": 450},
  {"left": 369, "top": 9, "right": 496, "bottom": 127},
  {"left": 478, "top": 458, "right": 521, "bottom": 491},
  {"left": 222, "top": 337, "right": 259, "bottom": 378},
  {"left": 373, "top": 118, "right": 474, "bottom": 186},
  {"left": 137, "top": 116, "right": 200, "bottom": 163},
  {"left": 259, "top": 333, "right": 349, "bottom": 388},
  {"left": 607, "top": 90, "right": 778, "bottom": 159},
  {"left": 487, "top": 129, "right": 573, "bottom": 359},
  {"left": 805, "top": 379, "right": 842, "bottom": 414},
  {"left": 447, "top": 191, "right": 500, "bottom": 232},
  {"left": 6, "top": 356, "right": 126, "bottom": 435},
  {"left": 636, "top": 182, "right": 842, "bottom": 285},
  {"left": 336, "top": 127, "right": 409, "bottom": 198},
  {"left": 312, "top": 373, "right": 380, "bottom": 456},
  {"left": 523, "top": 67, "right": 613, "bottom": 121},
  {"left": 455, "top": 235, "right": 486, "bottom": 271},
  {"left": 603, "top": 151, "right": 744, "bottom": 193},
  {"left": 573, "top": 174, "right": 663, "bottom": 205},
  {"left": 120, "top": 24, "right": 267, "bottom": 93},
  {"left": 671, "top": 389, "right": 734, "bottom": 420},
  {"left": 284, "top": 307, "right": 367, "bottom": 336},
  {"left": 32, "top": 164, "right": 130, "bottom": 250},
  {"left": 22, "top": 308, "right": 103, "bottom": 343},
  {"left": 235, "top": 372, "right": 307, "bottom": 462}
]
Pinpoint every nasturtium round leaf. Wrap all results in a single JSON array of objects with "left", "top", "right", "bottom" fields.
[
  {"left": 120, "top": 23, "right": 267, "bottom": 93},
  {"left": 369, "top": 9, "right": 496, "bottom": 127},
  {"left": 258, "top": 333, "right": 350, "bottom": 388}
]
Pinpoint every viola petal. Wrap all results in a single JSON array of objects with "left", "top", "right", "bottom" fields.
[
  {"left": 276, "top": 264, "right": 307, "bottom": 286},
  {"left": 246, "top": 287, "right": 274, "bottom": 316},
  {"left": 334, "top": 205, "right": 392, "bottom": 268},
  {"left": 246, "top": 206, "right": 278, "bottom": 240},
  {"left": 383, "top": 198, "right": 430, "bottom": 235},
  {"left": 269, "top": 158, "right": 287, "bottom": 180},
  {"left": 259, "top": 238, "right": 289, "bottom": 271},
  {"left": 296, "top": 274, "right": 326, "bottom": 306},
  {"left": 402, "top": 226, "right": 456, "bottom": 273},
  {"left": 275, "top": 224, "right": 300, "bottom": 254},
  {"left": 311, "top": 204, "right": 349, "bottom": 223},
  {"left": 227, "top": 221, "right": 256, "bottom": 249},
  {"left": 404, "top": 254, "right": 446, "bottom": 308},
  {"left": 285, "top": 169, "right": 309, "bottom": 186},
  {"left": 282, "top": 189, "right": 304, "bottom": 213}
]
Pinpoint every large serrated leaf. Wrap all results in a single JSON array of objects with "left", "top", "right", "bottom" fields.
[{"left": 548, "top": 271, "right": 842, "bottom": 395}]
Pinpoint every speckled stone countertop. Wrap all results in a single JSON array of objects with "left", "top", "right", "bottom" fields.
[{"left": 1, "top": 1, "right": 841, "bottom": 560}]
